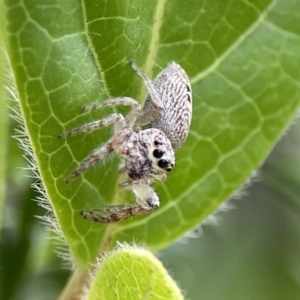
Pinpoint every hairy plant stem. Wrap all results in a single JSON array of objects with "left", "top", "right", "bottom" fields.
[{"left": 59, "top": 268, "right": 88, "bottom": 300}]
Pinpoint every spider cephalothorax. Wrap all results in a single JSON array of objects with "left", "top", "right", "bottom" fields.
[
  {"left": 59, "top": 60, "right": 191, "bottom": 222},
  {"left": 124, "top": 128, "right": 175, "bottom": 181}
]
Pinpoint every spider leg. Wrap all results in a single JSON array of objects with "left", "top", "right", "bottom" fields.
[
  {"left": 81, "top": 202, "right": 157, "bottom": 223},
  {"left": 117, "top": 165, "right": 128, "bottom": 174},
  {"left": 81, "top": 182, "right": 159, "bottom": 223},
  {"left": 66, "top": 143, "right": 112, "bottom": 183},
  {"left": 83, "top": 97, "right": 141, "bottom": 112},
  {"left": 118, "top": 173, "right": 166, "bottom": 188},
  {"left": 83, "top": 97, "right": 142, "bottom": 128},
  {"left": 130, "top": 60, "right": 164, "bottom": 126},
  {"left": 58, "top": 113, "right": 126, "bottom": 138},
  {"left": 66, "top": 127, "right": 133, "bottom": 183}
]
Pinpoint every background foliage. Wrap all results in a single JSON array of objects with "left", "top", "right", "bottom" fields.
[{"left": 1, "top": 0, "right": 300, "bottom": 299}]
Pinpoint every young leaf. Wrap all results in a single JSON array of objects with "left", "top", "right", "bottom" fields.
[{"left": 87, "top": 246, "right": 183, "bottom": 300}]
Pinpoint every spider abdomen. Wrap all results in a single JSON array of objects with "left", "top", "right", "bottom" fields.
[{"left": 143, "top": 62, "right": 192, "bottom": 149}]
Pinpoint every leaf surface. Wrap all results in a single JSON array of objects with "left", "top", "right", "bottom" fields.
[
  {"left": 87, "top": 247, "right": 183, "bottom": 300},
  {"left": 4, "top": 0, "right": 300, "bottom": 267}
]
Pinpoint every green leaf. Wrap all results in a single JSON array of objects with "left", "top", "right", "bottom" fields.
[
  {"left": 4, "top": 0, "right": 300, "bottom": 270},
  {"left": 87, "top": 246, "right": 183, "bottom": 300}
]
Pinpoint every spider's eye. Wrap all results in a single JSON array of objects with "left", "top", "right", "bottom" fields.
[
  {"left": 153, "top": 149, "right": 164, "bottom": 158},
  {"left": 154, "top": 140, "right": 162, "bottom": 146},
  {"left": 158, "top": 159, "right": 168, "bottom": 169}
]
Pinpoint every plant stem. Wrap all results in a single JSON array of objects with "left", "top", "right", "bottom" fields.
[{"left": 58, "top": 268, "right": 89, "bottom": 300}]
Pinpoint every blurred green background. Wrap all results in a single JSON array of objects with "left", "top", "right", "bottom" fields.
[
  {"left": 161, "top": 118, "right": 300, "bottom": 300},
  {"left": 1, "top": 101, "right": 300, "bottom": 300}
]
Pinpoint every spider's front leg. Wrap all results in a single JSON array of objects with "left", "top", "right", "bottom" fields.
[
  {"left": 64, "top": 127, "right": 133, "bottom": 183},
  {"left": 83, "top": 97, "right": 142, "bottom": 129},
  {"left": 81, "top": 180, "right": 159, "bottom": 223},
  {"left": 58, "top": 113, "right": 126, "bottom": 138}
]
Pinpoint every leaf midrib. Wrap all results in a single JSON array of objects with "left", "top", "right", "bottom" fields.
[{"left": 97, "top": 0, "right": 169, "bottom": 252}]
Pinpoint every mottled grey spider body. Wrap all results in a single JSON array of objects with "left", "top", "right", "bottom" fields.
[
  {"left": 59, "top": 61, "right": 192, "bottom": 223},
  {"left": 141, "top": 62, "right": 192, "bottom": 149}
]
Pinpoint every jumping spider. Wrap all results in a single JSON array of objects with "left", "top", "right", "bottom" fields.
[{"left": 59, "top": 61, "right": 192, "bottom": 223}]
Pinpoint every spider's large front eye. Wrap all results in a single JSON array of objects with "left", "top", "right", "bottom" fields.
[
  {"left": 153, "top": 149, "right": 164, "bottom": 158},
  {"left": 158, "top": 159, "right": 168, "bottom": 169}
]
